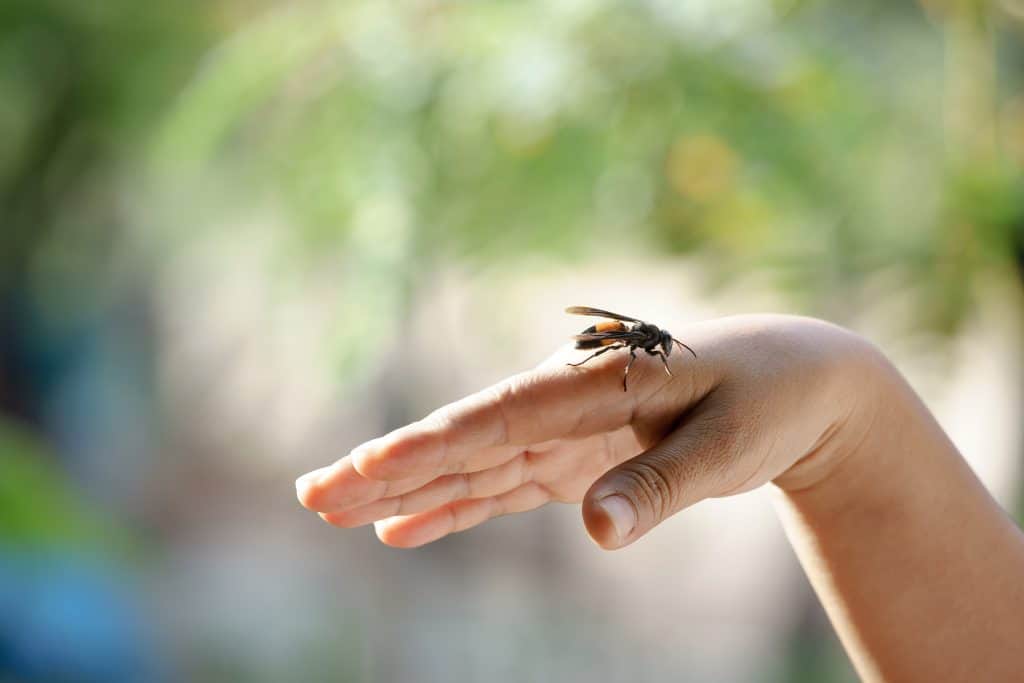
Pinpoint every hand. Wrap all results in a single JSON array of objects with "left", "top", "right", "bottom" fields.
[{"left": 296, "top": 314, "right": 880, "bottom": 549}]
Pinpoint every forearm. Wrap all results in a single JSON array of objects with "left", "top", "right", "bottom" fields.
[{"left": 776, "top": 350, "right": 1024, "bottom": 682}]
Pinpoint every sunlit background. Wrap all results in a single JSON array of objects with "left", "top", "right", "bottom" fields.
[{"left": 2, "top": 0, "right": 1023, "bottom": 681}]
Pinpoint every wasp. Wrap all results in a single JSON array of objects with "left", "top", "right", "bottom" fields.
[{"left": 565, "top": 306, "right": 697, "bottom": 391}]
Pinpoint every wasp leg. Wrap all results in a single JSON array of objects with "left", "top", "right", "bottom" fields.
[
  {"left": 647, "top": 349, "right": 673, "bottom": 377},
  {"left": 567, "top": 343, "right": 623, "bottom": 367},
  {"left": 622, "top": 348, "right": 638, "bottom": 391}
]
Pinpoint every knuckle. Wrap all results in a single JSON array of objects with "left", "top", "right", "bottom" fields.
[
  {"left": 617, "top": 456, "right": 680, "bottom": 521},
  {"left": 497, "top": 372, "right": 533, "bottom": 405},
  {"left": 412, "top": 412, "right": 455, "bottom": 468},
  {"left": 458, "top": 472, "right": 473, "bottom": 499},
  {"left": 489, "top": 373, "right": 535, "bottom": 442},
  {"left": 420, "top": 408, "right": 453, "bottom": 435}
]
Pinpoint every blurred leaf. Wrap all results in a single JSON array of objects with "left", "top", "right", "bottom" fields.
[{"left": 0, "top": 418, "right": 129, "bottom": 553}]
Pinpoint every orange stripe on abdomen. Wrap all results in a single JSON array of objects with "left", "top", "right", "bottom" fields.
[{"left": 595, "top": 321, "right": 626, "bottom": 332}]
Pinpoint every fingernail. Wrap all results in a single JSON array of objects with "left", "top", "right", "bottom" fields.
[
  {"left": 597, "top": 494, "right": 636, "bottom": 544},
  {"left": 295, "top": 467, "right": 329, "bottom": 490},
  {"left": 350, "top": 444, "right": 373, "bottom": 461},
  {"left": 350, "top": 441, "right": 389, "bottom": 476}
]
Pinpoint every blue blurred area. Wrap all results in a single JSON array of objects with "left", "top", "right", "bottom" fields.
[
  {"left": 0, "top": 287, "right": 159, "bottom": 682},
  {"left": 0, "top": 551, "right": 160, "bottom": 683}
]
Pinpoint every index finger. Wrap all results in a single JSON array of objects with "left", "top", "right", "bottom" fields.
[{"left": 350, "top": 347, "right": 649, "bottom": 481}]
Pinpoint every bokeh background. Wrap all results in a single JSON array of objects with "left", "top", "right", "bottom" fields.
[{"left": 2, "top": 0, "right": 1023, "bottom": 681}]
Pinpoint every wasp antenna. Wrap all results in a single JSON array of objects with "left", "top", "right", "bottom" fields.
[{"left": 673, "top": 338, "right": 697, "bottom": 358}]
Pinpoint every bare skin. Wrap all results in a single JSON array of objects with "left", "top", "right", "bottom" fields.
[{"left": 296, "top": 314, "right": 1024, "bottom": 681}]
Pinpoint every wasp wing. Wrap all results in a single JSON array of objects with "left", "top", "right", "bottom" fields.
[
  {"left": 565, "top": 306, "right": 642, "bottom": 323},
  {"left": 572, "top": 330, "right": 645, "bottom": 349},
  {"left": 573, "top": 331, "right": 643, "bottom": 342}
]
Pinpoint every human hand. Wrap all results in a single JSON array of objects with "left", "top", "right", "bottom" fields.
[{"left": 296, "top": 314, "right": 882, "bottom": 549}]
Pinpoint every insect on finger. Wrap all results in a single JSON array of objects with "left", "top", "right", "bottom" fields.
[{"left": 565, "top": 305, "right": 697, "bottom": 391}]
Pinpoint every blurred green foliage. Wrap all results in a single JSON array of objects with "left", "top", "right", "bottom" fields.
[
  {"left": 0, "top": 418, "right": 128, "bottom": 552},
  {"left": 1, "top": 0, "right": 212, "bottom": 321},
  {"left": 4, "top": 0, "right": 1022, "bottom": 346},
  {"left": 147, "top": 0, "right": 1023, "bottom": 334}
]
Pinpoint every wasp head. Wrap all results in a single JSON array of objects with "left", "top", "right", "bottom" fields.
[{"left": 659, "top": 329, "right": 674, "bottom": 356}]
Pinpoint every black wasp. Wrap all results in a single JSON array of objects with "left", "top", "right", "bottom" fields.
[{"left": 565, "top": 306, "right": 697, "bottom": 391}]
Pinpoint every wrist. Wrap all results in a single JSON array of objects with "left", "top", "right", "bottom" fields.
[
  {"left": 772, "top": 332, "right": 915, "bottom": 515},
  {"left": 776, "top": 331, "right": 976, "bottom": 536}
]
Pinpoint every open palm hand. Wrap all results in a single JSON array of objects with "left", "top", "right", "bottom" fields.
[{"left": 297, "top": 315, "right": 871, "bottom": 549}]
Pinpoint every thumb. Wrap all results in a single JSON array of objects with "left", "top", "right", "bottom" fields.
[{"left": 582, "top": 398, "right": 740, "bottom": 549}]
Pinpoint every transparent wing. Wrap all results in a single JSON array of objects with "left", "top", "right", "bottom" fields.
[{"left": 564, "top": 306, "right": 641, "bottom": 323}]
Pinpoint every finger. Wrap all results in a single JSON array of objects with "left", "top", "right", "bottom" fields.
[
  {"left": 372, "top": 482, "right": 552, "bottom": 548},
  {"left": 582, "top": 392, "right": 743, "bottom": 550},
  {"left": 295, "top": 457, "right": 436, "bottom": 513},
  {"left": 351, "top": 349, "right": 659, "bottom": 481},
  {"left": 296, "top": 443, "right": 530, "bottom": 514},
  {"left": 320, "top": 451, "right": 532, "bottom": 527}
]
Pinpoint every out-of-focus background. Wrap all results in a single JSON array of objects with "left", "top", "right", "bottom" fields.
[{"left": 2, "top": 0, "right": 1023, "bottom": 681}]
